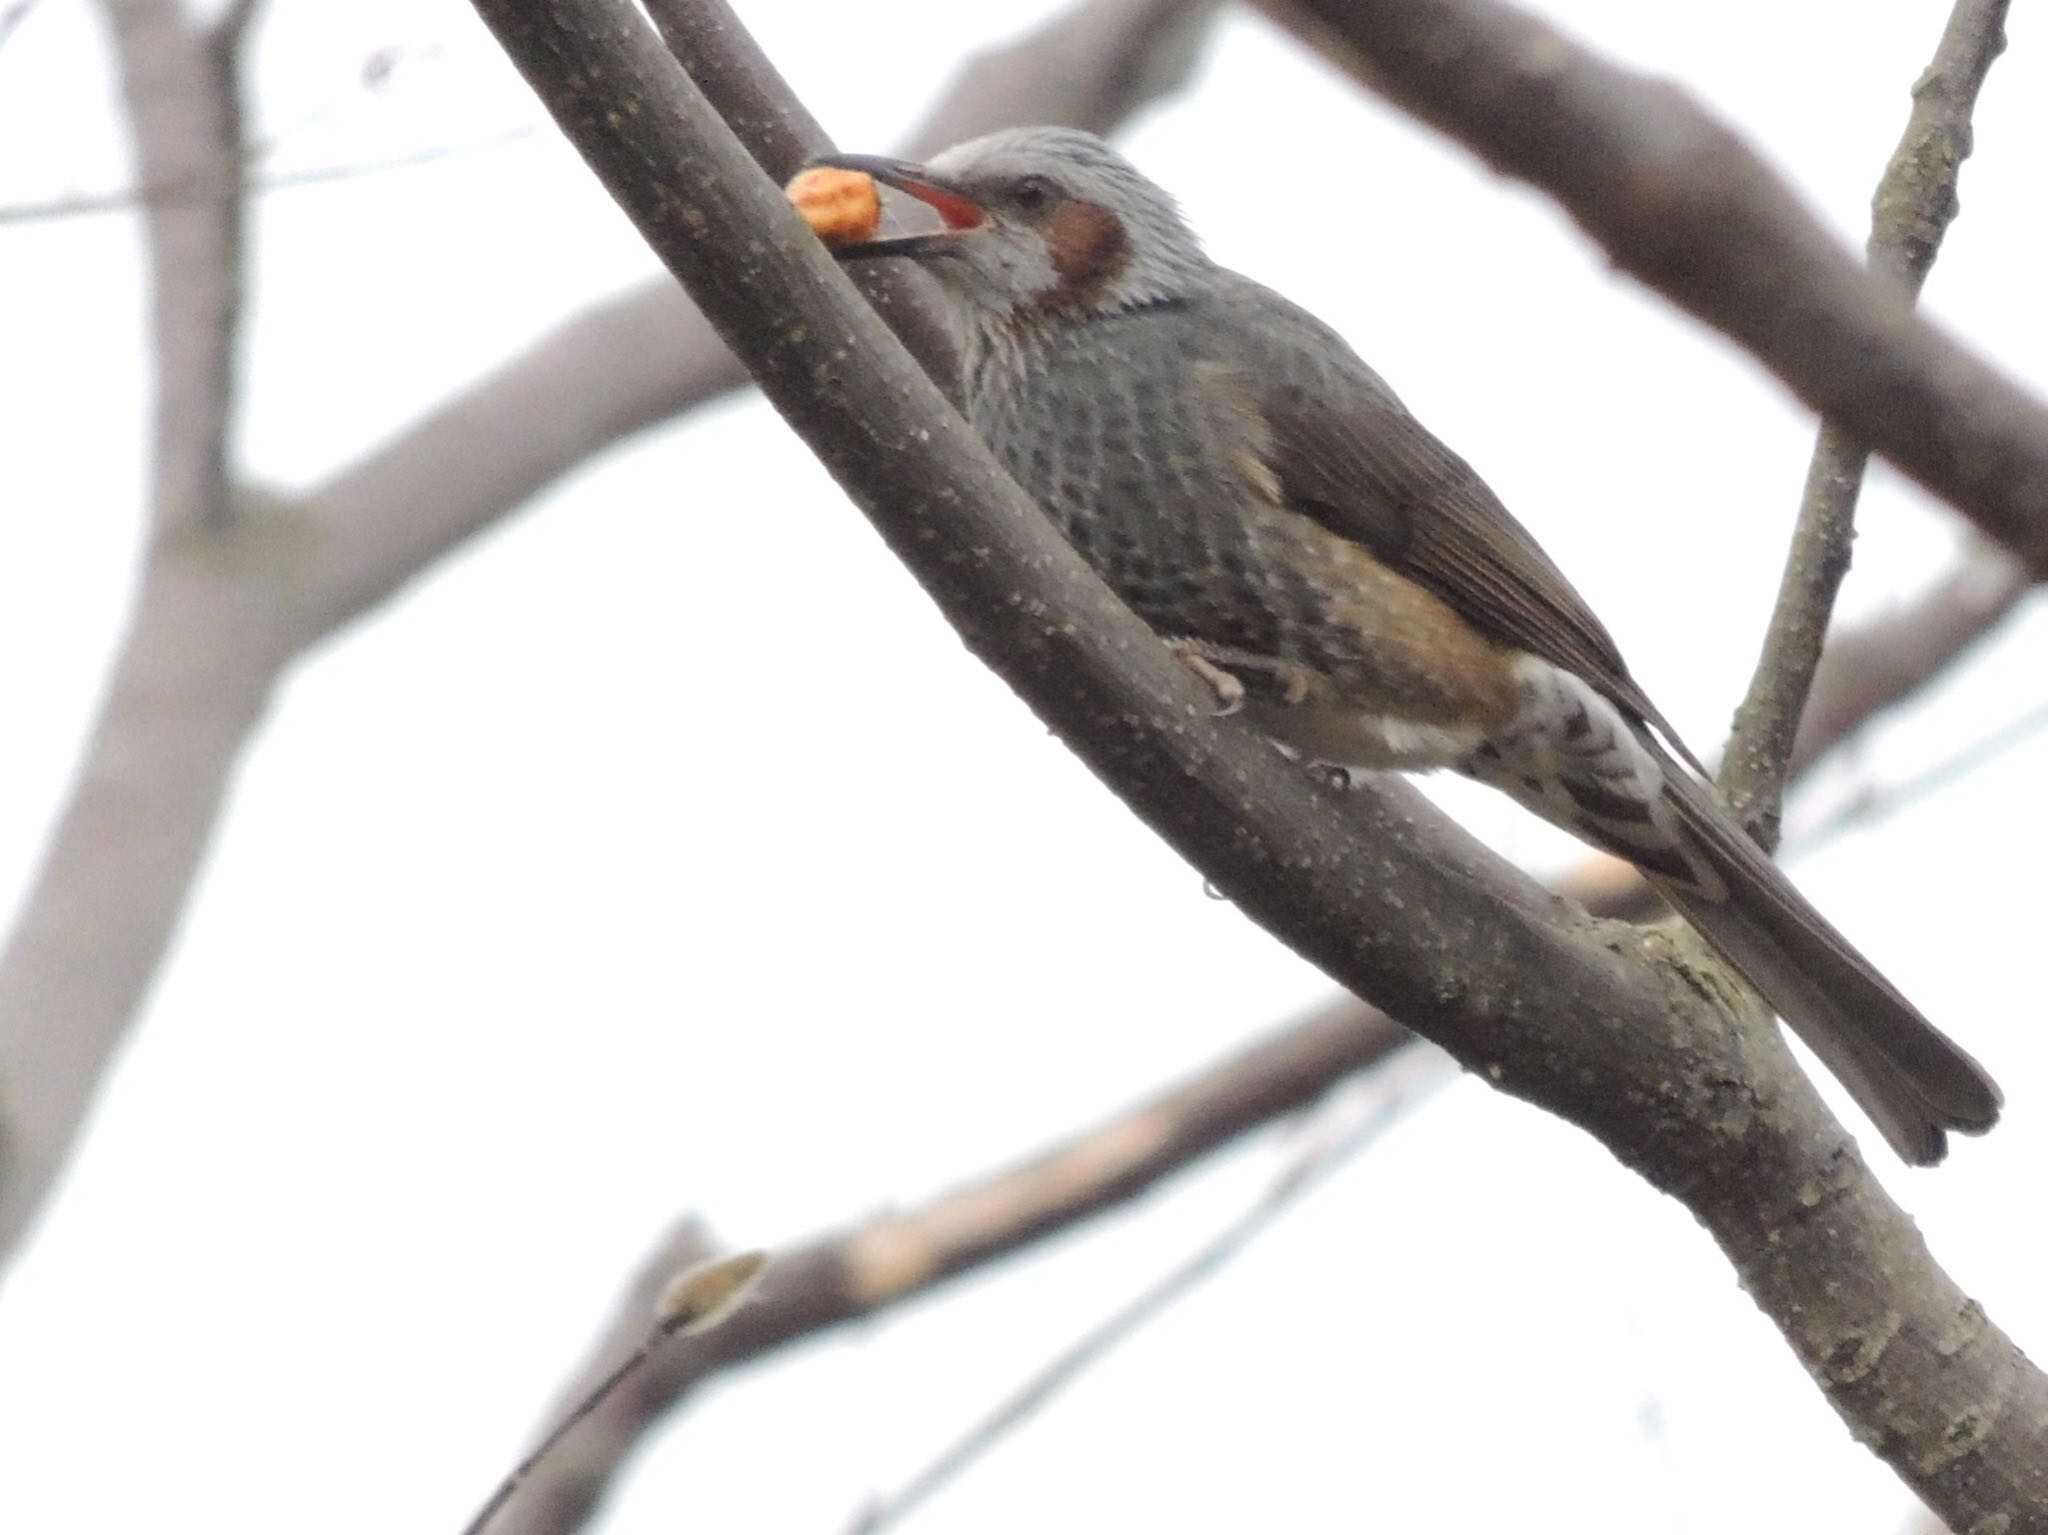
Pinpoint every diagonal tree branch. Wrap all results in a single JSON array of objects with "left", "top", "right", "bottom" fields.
[
  {"left": 643, "top": 0, "right": 958, "bottom": 395},
  {"left": 463, "top": 3, "right": 2048, "bottom": 1529},
  {"left": 1260, "top": 0, "right": 2048, "bottom": 575},
  {"left": 0, "top": 0, "right": 1223, "bottom": 1274},
  {"left": 1722, "top": 0, "right": 2010, "bottom": 849},
  {"left": 472, "top": 533, "right": 2033, "bottom": 1535}
]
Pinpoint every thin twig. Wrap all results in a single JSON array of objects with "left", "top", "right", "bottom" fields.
[
  {"left": 1259, "top": 0, "right": 2048, "bottom": 574},
  {"left": 458, "top": 1241, "right": 766, "bottom": 1535},
  {"left": 1722, "top": 0, "right": 2012, "bottom": 848},
  {"left": 842, "top": 1055, "right": 1452, "bottom": 1535},
  {"left": 0, "top": 125, "right": 540, "bottom": 227},
  {"left": 462, "top": 1313, "right": 696, "bottom": 1535},
  {"left": 1794, "top": 692, "right": 2048, "bottom": 861}
]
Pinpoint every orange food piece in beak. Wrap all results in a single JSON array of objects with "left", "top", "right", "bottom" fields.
[{"left": 785, "top": 167, "right": 882, "bottom": 247}]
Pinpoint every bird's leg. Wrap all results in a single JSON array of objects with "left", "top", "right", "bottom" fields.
[{"left": 1169, "top": 640, "right": 1316, "bottom": 717}]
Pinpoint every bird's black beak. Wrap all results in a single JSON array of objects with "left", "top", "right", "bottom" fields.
[{"left": 804, "top": 153, "right": 987, "bottom": 260}]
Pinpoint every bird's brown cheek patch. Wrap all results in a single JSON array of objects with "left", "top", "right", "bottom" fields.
[{"left": 1042, "top": 200, "right": 1129, "bottom": 306}]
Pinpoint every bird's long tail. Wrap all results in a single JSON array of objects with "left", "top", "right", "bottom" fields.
[
  {"left": 1651, "top": 764, "right": 1999, "bottom": 1164},
  {"left": 1463, "top": 660, "right": 2000, "bottom": 1164}
]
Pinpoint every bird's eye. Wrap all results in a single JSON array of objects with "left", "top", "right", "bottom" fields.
[{"left": 1011, "top": 175, "right": 1058, "bottom": 212}]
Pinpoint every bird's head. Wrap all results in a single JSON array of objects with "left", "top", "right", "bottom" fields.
[{"left": 810, "top": 127, "right": 1211, "bottom": 326}]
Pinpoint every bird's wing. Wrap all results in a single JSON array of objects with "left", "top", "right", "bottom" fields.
[{"left": 1204, "top": 278, "right": 1706, "bottom": 774}]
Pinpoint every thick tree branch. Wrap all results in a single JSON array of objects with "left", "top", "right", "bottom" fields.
[
  {"left": 644, "top": 0, "right": 958, "bottom": 394},
  {"left": 0, "top": 0, "right": 1220, "bottom": 1273},
  {"left": 476, "top": 526, "right": 2035, "bottom": 1533},
  {"left": 1260, "top": 0, "right": 2048, "bottom": 575},
  {"left": 464, "top": 3, "right": 2048, "bottom": 1528},
  {"left": 1723, "top": 0, "right": 2010, "bottom": 848}
]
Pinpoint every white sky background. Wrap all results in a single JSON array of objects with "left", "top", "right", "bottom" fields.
[{"left": 2, "top": 0, "right": 2046, "bottom": 1530}]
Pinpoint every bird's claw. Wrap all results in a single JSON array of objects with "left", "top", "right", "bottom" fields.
[{"left": 1309, "top": 761, "right": 1357, "bottom": 792}]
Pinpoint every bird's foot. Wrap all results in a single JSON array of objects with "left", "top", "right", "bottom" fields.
[
  {"left": 1308, "top": 760, "right": 1357, "bottom": 792},
  {"left": 1170, "top": 641, "right": 1316, "bottom": 717},
  {"left": 1171, "top": 644, "right": 1248, "bottom": 717}
]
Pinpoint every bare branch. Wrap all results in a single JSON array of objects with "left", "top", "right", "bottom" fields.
[
  {"left": 469, "top": 997, "right": 1416, "bottom": 1535},
  {"left": 461, "top": 1219, "right": 717, "bottom": 1535},
  {"left": 0, "top": 0, "right": 1221, "bottom": 1274},
  {"left": 461, "top": 2, "right": 2048, "bottom": 1526},
  {"left": 1258, "top": 0, "right": 2048, "bottom": 574},
  {"left": 96, "top": 0, "right": 250, "bottom": 534},
  {"left": 1723, "top": 0, "right": 2011, "bottom": 848}
]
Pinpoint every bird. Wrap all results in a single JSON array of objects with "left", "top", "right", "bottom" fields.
[{"left": 804, "top": 126, "right": 2001, "bottom": 1164}]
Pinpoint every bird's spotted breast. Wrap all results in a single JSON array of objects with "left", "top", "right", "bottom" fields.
[{"left": 966, "top": 311, "right": 1520, "bottom": 739}]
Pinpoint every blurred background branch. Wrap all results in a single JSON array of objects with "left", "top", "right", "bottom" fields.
[
  {"left": 0, "top": 0, "right": 273, "bottom": 1271},
  {"left": 1259, "top": 0, "right": 2048, "bottom": 573}
]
